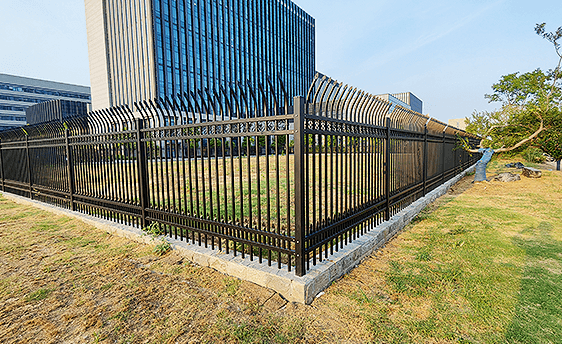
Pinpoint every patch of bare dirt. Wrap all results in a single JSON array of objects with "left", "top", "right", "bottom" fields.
[{"left": 418, "top": 172, "right": 475, "bottom": 216}]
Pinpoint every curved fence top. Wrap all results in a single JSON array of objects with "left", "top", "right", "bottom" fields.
[
  {"left": 1, "top": 78, "right": 290, "bottom": 142},
  {"left": 129, "top": 78, "right": 290, "bottom": 130},
  {"left": 0, "top": 126, "right": 28, "bottom": 142},
  {"left": 427, "top": 117, "right": 448, "bottom": 135},
  {"left": 306, "top": 74, "right": 392, "bottom": 127},
  {"left": 305, "top": 73, "right": 479, "bottom": 139},
  {"left": 0, "top": 75, "right": 480, "bottom": 142},
  {"left": 388, "top": 105, "right": 428, "bottom": 133},
  {"left": 25, "top": 121, "right": 65, "bottom": 139}
]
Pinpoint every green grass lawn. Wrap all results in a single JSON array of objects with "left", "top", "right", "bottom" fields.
[
  {"left": 0, "top": 157, "right": 560, "bottom": 343},
  {"left": 314, "top": 158, "right": 562, "bottom": 343}
]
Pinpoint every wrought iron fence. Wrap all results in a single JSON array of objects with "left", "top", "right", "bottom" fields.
[{"left": 0, "top": 76, "right": 480, "bottom": 276}]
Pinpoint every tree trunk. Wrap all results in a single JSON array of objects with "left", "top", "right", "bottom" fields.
[{"left": 474, "top": 148, "right": 495, "bottom": 182}]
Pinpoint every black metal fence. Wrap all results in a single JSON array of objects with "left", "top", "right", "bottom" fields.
[{"left": 0, "top": 76, "right": 480, "bottom": 276}]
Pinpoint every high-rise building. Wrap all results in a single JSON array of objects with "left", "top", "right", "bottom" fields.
[
  {"left": 0, "top": 73, "right": 91, "bottom": 131},
  {"left": 85, "top": 0, "right": 316, "bottom": 110}
]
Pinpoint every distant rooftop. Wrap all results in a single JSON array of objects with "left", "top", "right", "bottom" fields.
[
  {"left": 0, "top": 73, "right": 90, "bottom": 94},
  {"left": 376, "top": 92, "right": 423, "bottom": 114},
  {"left": 448, "top": 118, "right": 467, "bottom": 130}
]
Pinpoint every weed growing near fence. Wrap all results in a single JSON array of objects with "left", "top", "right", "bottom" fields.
[{"left": 141, "top": 222, "right": 171, "bottom": 256}]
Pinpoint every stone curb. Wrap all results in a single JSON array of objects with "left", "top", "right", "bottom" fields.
[{"left": 1, "top": 164, "right": 475, "bottom": 304}]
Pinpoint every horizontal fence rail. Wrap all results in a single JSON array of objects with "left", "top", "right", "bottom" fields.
[{"left": 0, "top": 75, "right": 480, "bottom": 276}]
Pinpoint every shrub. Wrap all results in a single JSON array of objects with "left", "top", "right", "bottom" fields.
[{"left": 523, "top": 147, "right": 546, "bottom": 163}]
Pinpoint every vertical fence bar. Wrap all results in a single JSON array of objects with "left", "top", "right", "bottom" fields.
[
  {"left": 441, "top": 128, "right": 447, "bottom": 184},
  {"left": 293, "top": 96, "right": 306, "bottom": 276},
  {"left": 25, "top": 135, "right": 33, "bottom": 199},
  {"left": 423, "top": 124, "right": 428, "bottom": 196},
  {"left": 384, "top": 117, "right": 391, "bottom": 221},
  {"left": 453, "top": 136, "right": 462, "bottom": 176},
  {"left": 136, "top": 118, "right": 150, "bottom": 229},
  {"left": 64, "top": 128, "right": 76, "bottom": 211}
]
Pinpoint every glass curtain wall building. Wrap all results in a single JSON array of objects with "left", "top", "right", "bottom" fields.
[{"left": 85, "top": 0, "right": 315, "bottom": 110}]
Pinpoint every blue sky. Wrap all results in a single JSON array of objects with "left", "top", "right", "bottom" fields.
[{"left": 0, "top": 0, "right": 560, "bottom": 123}]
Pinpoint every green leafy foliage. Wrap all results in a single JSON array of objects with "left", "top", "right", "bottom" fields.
[
  {"left": 142, "top": 222, "right": 165, "bottom": 237},
  {"left": 536, "top": 111, "right": 562, "bottom": 160},
  {"left": 142, "top": 222, "right": 171, "bottom": 256},
  {"left": 466, "top": 23, "right": 562, "bottom": 159},
  {"left": 153, "top": 241, "right": 171, "bottom": 256},
  {"left": 522, "top": 147, "right": 546, "bottom": 163},
  {"left": 484, "top": 69, "right": 556, "bottom": 106}
]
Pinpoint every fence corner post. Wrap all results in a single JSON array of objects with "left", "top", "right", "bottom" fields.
[
  {"left": 64, "top": 128, "right": 76, "bottom": 211},
  {"left": 293, "top": 96, "right": 306, "bottom": 277},
  {"left": 136, "top": 118, "right": 149, "bottom": 229}
]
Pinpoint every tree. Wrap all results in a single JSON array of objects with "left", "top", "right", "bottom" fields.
[
  {"left": 463, "top": 23, "right": 562, "bottom": 179},
  {"left": 536, "top": 111, "right": 562, "bottom": 169},
  {"left": 466, "top": 69, "right": 561, "bottom": 155}
]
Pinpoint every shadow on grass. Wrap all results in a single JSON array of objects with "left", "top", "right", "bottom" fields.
[{"left": 505, "top": 221, "right": 562, "bottom": 343}]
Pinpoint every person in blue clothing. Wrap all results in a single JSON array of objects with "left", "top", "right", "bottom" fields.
[{"left": 473, "top": 148, "right": 494, "bottom": 182}]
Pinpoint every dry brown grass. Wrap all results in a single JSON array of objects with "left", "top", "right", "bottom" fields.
[{"left": 1, "top": 158, "right": 561, "bottom": 343}]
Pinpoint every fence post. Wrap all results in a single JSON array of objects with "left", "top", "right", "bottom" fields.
[
  {"left": 64, "top": 128, "right": 76, "bottom": 211},
  {"left": 25, "top": 135, "right": 33, "bottom": 199},
  {"left": 442, "top": 130, "right": 446, "bottom": 183},
  {"left": 136, "top": 118, "right": 149, "bottom": 229},
  {"left": 293, "top": 96, "right": 306, "bottom": 277},
  {"left": 423, "top": 124, "right": 428, "bottom": 196},
  {"left": 385, "top": 117, "right": 391, "bottom": 221}
]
